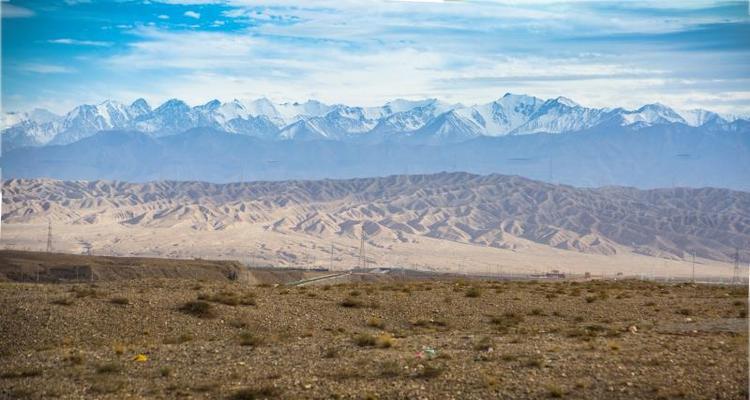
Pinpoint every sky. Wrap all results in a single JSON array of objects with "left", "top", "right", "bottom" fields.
[{"left": 2, "top": 0, "right": 749, "bottom": 115}]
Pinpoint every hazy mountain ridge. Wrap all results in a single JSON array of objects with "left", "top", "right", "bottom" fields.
[
  {"left": 3, "top": 94, "right": 747, "bottom": 150},
  {"left": 3, "top": 122, "right": 748, "bottom": 190},
  {"left": 4, "top": 173, "right": 749, "bottom": 263}
]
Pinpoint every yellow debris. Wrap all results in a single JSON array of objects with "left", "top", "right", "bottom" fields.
[{"left": 133, "top": 354, "right": 148, "bottom": 362}]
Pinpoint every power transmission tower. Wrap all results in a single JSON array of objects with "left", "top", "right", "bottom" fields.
[
  {"left": 691, "top": 252, "right": 695, "bottom": 284},
  {"left": 358, "top": 225, "right": 366, "bottom": 270},
  {"left": 330, "top": 242, "right": 334, "bottom": 271},
  {"left": 46, "top": 220, "right": 53, "bottom": 253},
  {"left": 732, "top": 247, "right": 741, "bottom": 285}
]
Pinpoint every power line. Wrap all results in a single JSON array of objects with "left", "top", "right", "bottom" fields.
[
  {"left": 46, "top": 220, "right": 53, "bottom": 253},
  {"left": 358, "top": 225, "right": 366, "bottom": 270},
  {"left": 732, "top": 247, "right": 741, "bottom": 285}
]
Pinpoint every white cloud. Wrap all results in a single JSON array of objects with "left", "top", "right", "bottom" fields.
[
  {"left": 49, "top": 38, "right": 113, "bottom": 47},
  {"left": 2, "top": 3, "right": 34, "bottom": 18},
  {"left": 8, "top": 0, "right": 750, "bottom": 115},
  {"left": 22, "top": 63, "right": 76, "bottom": 74},
  {"left": 157, "top": 14, "right": 170, "bottom": 20},
  {"left": 154, "top": 0, "right": 220, "bottom": 3}
]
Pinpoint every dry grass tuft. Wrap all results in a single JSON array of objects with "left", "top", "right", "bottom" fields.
[{"left": 179, "top": 300, "right": 216, "bottom": 319}]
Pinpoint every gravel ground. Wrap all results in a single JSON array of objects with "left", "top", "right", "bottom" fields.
[{"left": 0, "top": 278, "right": 747, "bottom": 399}]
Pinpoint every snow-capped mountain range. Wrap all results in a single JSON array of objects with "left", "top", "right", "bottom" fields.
[{"left": 2, "top": 93, "right": 747, "bottom": 151}]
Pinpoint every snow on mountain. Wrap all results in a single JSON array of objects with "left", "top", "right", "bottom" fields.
[
  {"left": 457, "top": 93, "right": 545, "bottom": 136},
  {"left": 1, "top": 119, "right": 61, "bottom": 151},
  {"left": 274, "top": 100, "right": 332, "bottom": 126},
  {"left": 679, "top": 109, "right": 725, "bottom": 127},
  {"left": 2, "top": 95, "right": 747, "bottom": 150},
  {"left": 369, "top": 100, "right": 456, "bottom": 137},
  {"left": 277, "top": 119, "right": 329, "bottom": 140},
  {"left": 2, "top": 112, "right": 28, "bottom": 130},
  {"left": 509, "top": 97, "right": 610, "bottom": 135},
  {"left": 312, "top": 105, "right": 379, "bottom": 138},
  {"left": 129, "top": 98, "right": 152, "bottom": 118},
  {"left": 615, "top": 103, "right": 686, "bottom": 127},
  {"left": 411, "top": 109, "right": 483, "bottom": 143}
]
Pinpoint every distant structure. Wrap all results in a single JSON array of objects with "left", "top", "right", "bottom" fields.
[
  {"left": 358, "top": 225, "right": 366, "bottom": 270},
  {"left": 46, "top": 220, "right": 53, "bottom": 253},
  {"left": 732, "top": 247, "right": 741, "bottom": 284}
]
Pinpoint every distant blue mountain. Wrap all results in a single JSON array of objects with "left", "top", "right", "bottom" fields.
[{"left": 2, "top": 121, "right": 748, "bottom": 190}]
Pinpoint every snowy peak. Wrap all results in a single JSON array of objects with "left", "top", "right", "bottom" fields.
[
  {"left": 616, "top": 103, "right": 686, "bottom": 126},
  {"left": 129, "top": 98, "right": 152, "bottom": 117},
  {"left": 2, "top": 94, "right": 747, "bottom": 149}
]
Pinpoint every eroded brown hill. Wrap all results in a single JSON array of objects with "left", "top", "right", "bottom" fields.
[{"left": 3, "top": 173, "right": 749, "bottom": 262}]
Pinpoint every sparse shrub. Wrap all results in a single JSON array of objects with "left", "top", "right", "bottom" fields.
[
  {"left": 415, "top": 363, "right": 443, "bottom": 379},
  {"left": 96, "top": 362, "right": 123, "bottom": 374},
  {"left": 109, "top": 297, "right": 129, "bottom": 305},
  {"left": 676, "top": 308, "right": 692, "bottom": 316},
  {"left": 228, "top": 319, "right": 249, "bottom": 329},
  {"left": 367, "top": 316, "right": 385, "bottom": 329},
  {"left": 584, "top": 296, "right": 597, "bottom": 303},
  {"left": 547, "top": 384, "right": 565, "bottom": 398},
  {"left": 523, "top": 355, "right": 544, "bottom": 368},
  {"left": 465, "top": 287, "right": 482, "bottom": 298},
  {"left": 203, "top": 291, "right": 256, "bottom": 306},
  {"left": 529, "top": 308, "right": 545, "bottom": 316},
  {"left": 322, "top": 347, "right": 338, "bottom": 359},
  {"left": 375, "top": 333, "right": 395, "bottom": 348},
  {"left": 349, "top": 290, "right": 361, "bottom": 297},
  {"left": 490, "top": 312, "right": 524, "bottom": 333},
  {"left": 65, "top": 352, "right": 85, "bottom": 365},
  {"left": 353, "top": 333, "right": 377, "bottom": 347},
  {"left": 340, "top": 297, "right": 363, "bottom": 308},
  {"left": 238, "top": 332, "right": 262, "bottom": 347},
  {"left": 113, "top": 344, "right": 125, "bottom": 355},
  {"left": 179, "top": 301, "right": 215, "bottom": 318},
  {"left": 474, "top": 336, "right": 494, "bottom": 351},
  {"left": 192, "top": 382, "right": 219, "bottom": 392},
  {"left": 379, "top": 360, "right": 401, "bottom": 377},
  {"left": 0, "top": 368, "right": 42, "bottom": 379},
  {"left": 160, "top": 367, "right": 172, "bottom": 377},
  {"left": 482, "top": 374, "right": 499, "bottom": 388},
  {"left": 229, "top": 386, "right": 281, "bottom": 400}
]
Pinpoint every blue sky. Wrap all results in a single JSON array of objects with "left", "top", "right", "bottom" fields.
[{"left": 2, "top": 0, "right": 749, "bottom": 115}]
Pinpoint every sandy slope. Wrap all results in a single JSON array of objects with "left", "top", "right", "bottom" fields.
[
  {"left": 0, "top": 222, "right": 737, "bottom": 279},
  {"left": 2, "top": 173, "right": 747, "bottom": 278}
]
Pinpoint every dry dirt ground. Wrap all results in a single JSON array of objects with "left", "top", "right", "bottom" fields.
[{"left": 0, "top": 275, "right": 747, "bottom": 399}]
